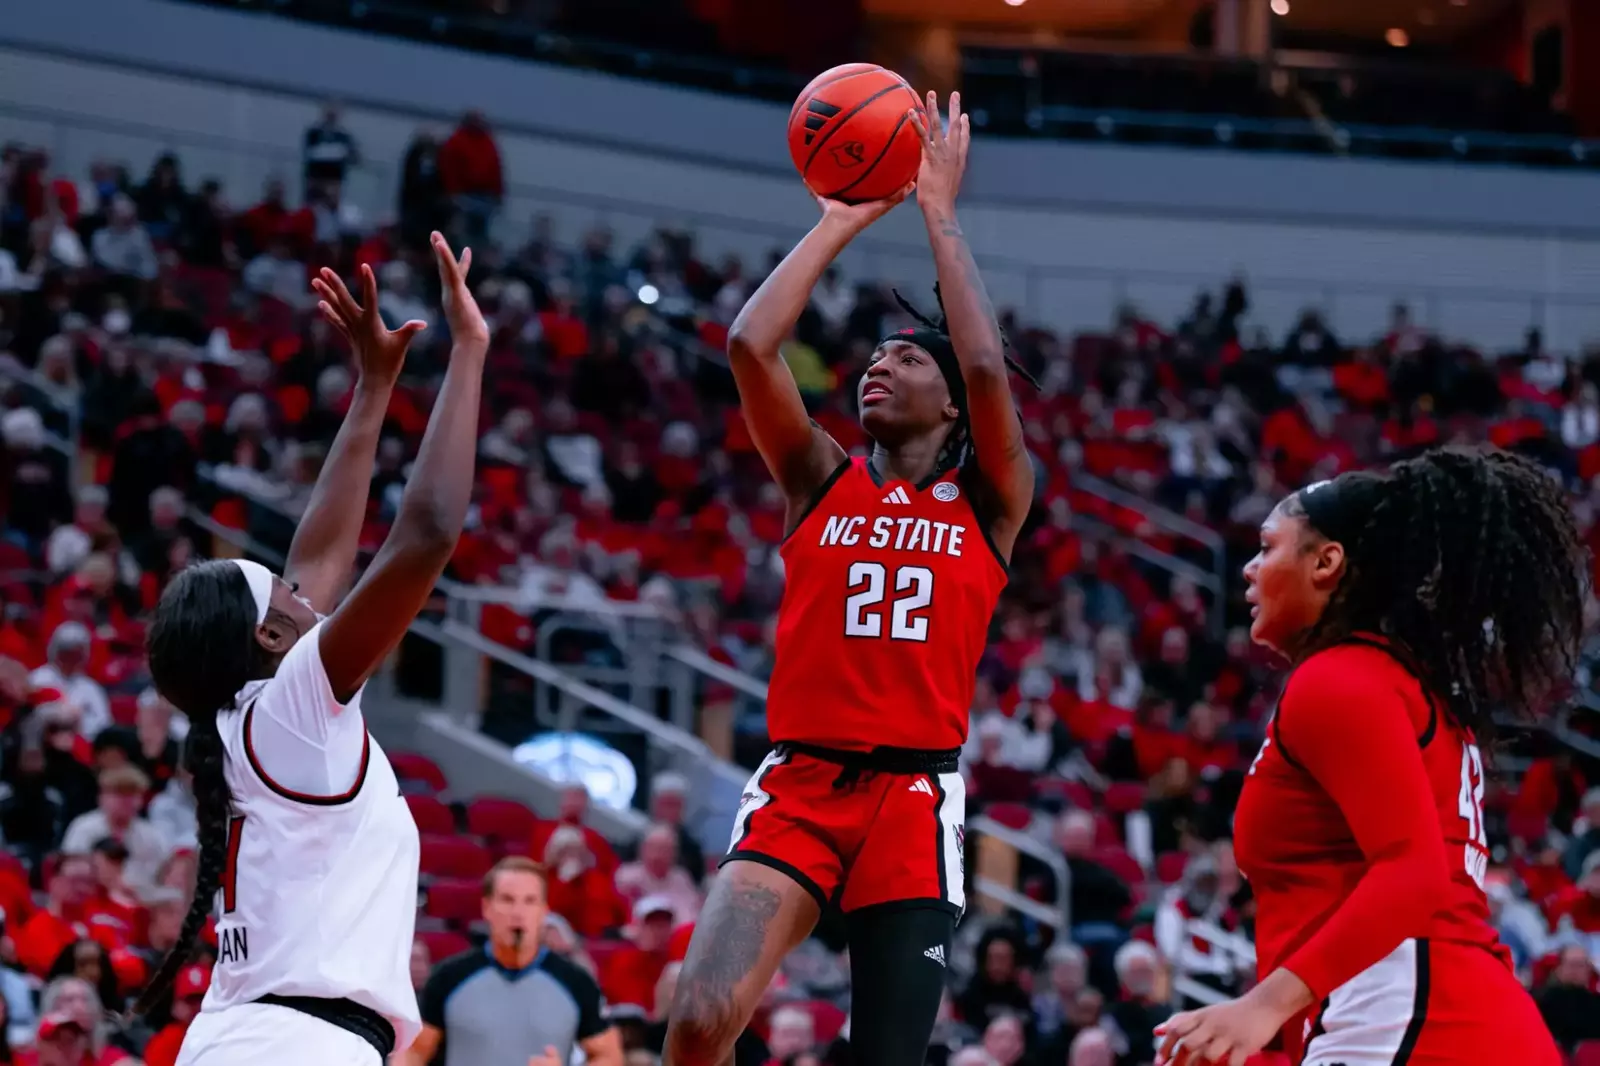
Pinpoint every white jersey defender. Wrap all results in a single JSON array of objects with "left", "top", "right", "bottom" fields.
[{"left": 177, "top": 621, "right": 421, "bottom": 1066}]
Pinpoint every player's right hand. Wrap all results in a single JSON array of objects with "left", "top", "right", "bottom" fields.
[
  {"left": 312, "top": 264, "right": 424, "bottom": 387},
  {"left": 527, "top": 1046, "right": 562, "bottom": 1066},
  {"left": 815, "top": 181, "right": 916, "bottom": 234},
  {"left": 429, "top": 231, "right": 490, "bottom": 348}
]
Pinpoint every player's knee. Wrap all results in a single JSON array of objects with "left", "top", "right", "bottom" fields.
[{"left": 663, "top": 980, "right": 741, "bottom": 1063}]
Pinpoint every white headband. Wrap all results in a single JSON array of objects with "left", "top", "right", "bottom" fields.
[{"left": 230, "top": 560, "right": 275, "bottom": 625}]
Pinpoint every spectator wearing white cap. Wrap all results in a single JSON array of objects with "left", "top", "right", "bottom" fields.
[
  {"left": 643, "top": 772, "right": 705, "bottom": 883},
  {"left": 44, "top": 485, "right": 111, "bottom": 578},
  {"left": 29, "top": 623, "right": 110, "bottom": 741},
  {"left": 614, "top": 824, "right": 701, "bottom": 926}
]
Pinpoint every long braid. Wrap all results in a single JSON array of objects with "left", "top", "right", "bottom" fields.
[
  {"left": 139, "top": 559, "right": 268, "bottom": 1016},
  {"left": 1292, "top": 446, "right": 1588, "bottom": 746},
  {"left": 133, "top": 720, "right": 231, "bottom": 1014}
]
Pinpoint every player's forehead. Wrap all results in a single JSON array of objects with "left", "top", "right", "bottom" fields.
[{"left": 873, "top": 339, "right": 931, "bottom": 361}]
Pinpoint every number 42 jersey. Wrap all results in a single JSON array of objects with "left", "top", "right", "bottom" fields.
[{"left": 766, "top": 457, "right": 1009, "bottom": 752}]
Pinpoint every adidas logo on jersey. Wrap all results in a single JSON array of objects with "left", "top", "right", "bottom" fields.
[
  {"left": 924, "top": 945, "right": 946, "bottom": 966},
  {"left": 908, "top": 778, "right": 935, "bottom": 796},
  {"left": 882, "top": 486, "right": 911, "bottom": 505}
]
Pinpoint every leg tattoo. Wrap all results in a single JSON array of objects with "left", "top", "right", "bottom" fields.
[{"left": 665, "top": 880, "right": 783, "bottom": 1064}]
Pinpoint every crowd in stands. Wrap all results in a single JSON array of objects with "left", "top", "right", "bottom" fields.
[{"left": 3, "top": 107, "right": 1600, "bottom": 1066}]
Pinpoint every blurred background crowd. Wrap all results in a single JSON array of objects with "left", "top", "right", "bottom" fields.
[{"left": 4, "top": 0, "right": 1600, "bottom": 1065}]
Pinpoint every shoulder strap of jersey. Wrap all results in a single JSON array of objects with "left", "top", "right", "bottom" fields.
[{"left": 780, "top": 456, "right": 855, "bottom": 545}]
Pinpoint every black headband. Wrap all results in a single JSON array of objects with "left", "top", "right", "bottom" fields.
[
  {"left": 882, "top": 325, "right": 967, "bottom": 408},
  {"left": 1296, "top": 476, "right": 1367, "bottom": 545}
]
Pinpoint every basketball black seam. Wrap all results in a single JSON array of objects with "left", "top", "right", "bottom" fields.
[
  {"left": 804, "top": 84, "right": 911, "bottom": 175},
  {"left": 788, "top": 68, "right": 890, "bottom": 124},
  {"left": 825, "top": 108, "right": 915, "bottom": 201}
]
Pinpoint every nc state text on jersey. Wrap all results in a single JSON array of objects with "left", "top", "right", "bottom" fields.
[{"left": 818, "top": 515, "right": 968, "bottom": 557}]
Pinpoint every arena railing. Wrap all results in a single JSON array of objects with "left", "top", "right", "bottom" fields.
[
  {"left": 1171, "top": 920, "right": 1256, "bottom": 1009},
  {"left": 965, "top": 813, "right": 1072, "bottom": 934},
  {"left": 1070, "top": 472, "right": 1228, "bottom": 634}
]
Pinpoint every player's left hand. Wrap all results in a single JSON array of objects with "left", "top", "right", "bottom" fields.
[
  {"left": 1154, "top": 997, "right": 1281, "bottom": 1066},
  {"left": 527, "top": 1047, "right": 563, "bottom": 1066},
  {"left": 311, "top": 264, "right": 425, "bottom": 387},
  {"left": 912, "top": 90, "right": 969, "bottom": 213}
]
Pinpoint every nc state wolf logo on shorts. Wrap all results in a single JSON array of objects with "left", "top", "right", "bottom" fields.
[
  {"left": 953, "top": 825, "right": 965, "bottom": 864},
  {"left": 830, "top": 141, "right": 867, "bottom": 168}
]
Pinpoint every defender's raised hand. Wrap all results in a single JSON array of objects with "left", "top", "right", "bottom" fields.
[
  {"left": 312, "top": 264, "right": 425, "bottom": 387},
  {"left": 430, "top": 231, "right": 489, "bottom": 348}
]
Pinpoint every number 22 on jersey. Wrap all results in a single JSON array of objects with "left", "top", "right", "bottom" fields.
[
  {"left": 1457, "top": 743, "right": 1489, "bottom": 892},
  {"left": 844, "top": 562, "right": 933, "bottom": 641}
]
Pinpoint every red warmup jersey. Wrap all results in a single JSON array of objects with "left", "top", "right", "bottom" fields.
[
  {"left": 1234, "top": 641, "right": 1532, "bottom": 1059},
  {"left": 766, "top": 458, "right": 1008, "bottom": 751}
]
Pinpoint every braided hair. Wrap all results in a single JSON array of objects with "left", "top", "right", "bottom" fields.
[
  {"left": 885, "top": 286, "right": 1038, "bottom": 476},
  {"left": 136, "top": 561, "right": 273, "bottom": 1014},
  {"left": 1285, "top": 446, "right": 1589, "bottom": 747}
]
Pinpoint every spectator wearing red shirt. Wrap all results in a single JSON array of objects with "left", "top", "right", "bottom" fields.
[
  {"left": 601, "top": 896, "right": 677, "bottom": 1012},
  {"left": 139, "top": 963, "right": 209, "bottom": 1066},
  {"left": 15, "top": 857, "right": 113, "bottom": 979},
  {"left": 83, "top": 841, "right": 143, "bottom": 948},
  {"left": 613, "top": 825, "right": 701, "bottom": 925},
  {"left": 438, "top": 110, "right": 503, "bottom": 245},
  {"left": 1546, "top": 852, "right": 1600, "bottom": 935},
  {"left": 541, "top": 825, "right": 628, "bottom": 939},
  {"left": 528, "top": 785, "right": 619, "bottom": 875}
]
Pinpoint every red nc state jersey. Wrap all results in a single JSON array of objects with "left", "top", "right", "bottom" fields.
[
  {"left": 766, "top": 458, "right": 1009, "bottom": 752},
  {"left": 1234, "top": 642, "right": 1506, "bottom": 996}
]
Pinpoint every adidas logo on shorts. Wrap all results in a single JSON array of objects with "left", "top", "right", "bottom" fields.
[{"left": 924, "top": 945, "right": 946, "bottom": 966}]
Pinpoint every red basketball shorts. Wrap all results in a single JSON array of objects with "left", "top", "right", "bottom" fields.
[
  {"left": 723, "top": 747, "right": 966, "bottom": 915},
  {"left": 1292, "top": 938, "right": 1559, "bottom": 1066}
]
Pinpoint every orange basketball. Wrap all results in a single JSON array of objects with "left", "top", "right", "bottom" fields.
[{"left": 787, "top": 63, "right": 922, "bottom": 204}]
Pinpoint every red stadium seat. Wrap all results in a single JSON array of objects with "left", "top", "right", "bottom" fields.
[
  {"left": 418, "top": 835, "right": 494, "bottom": 880},
  {"left": 405, "top": 795, "right": 457, "bottom": 836},
  {"left": 984, "top": 802, "right": 1034, "bottom": 831},
  {"left": 1156, "top": 851, "right": 1189, "bottom": 884},
  {"left": 793, "top": 999, "right": 847, "bottom": 1043},
  {"left": 465, "top": 797, "right": 542, "bottom": 845},
  {"left": 1033, "top": 777, "right": 1096, "bottom": 810},
  {"left": 1093, "top": 812, "right": 1123, "bottom": 847},
  {"left": 423, "top": 877, "right": 484, "bottom": 925},
  {"left": 1574, "top": 1042, "right": 1600, "bottom": 1066},
  {"left": 390, "top": 752, "right": 449, "bottom": 794},
  {"left": 110, "top": 694, "right": 140, "bottom": 726},
  {"left": 417, "top": 929, "right": 471, "bottom": 962},
  {"left": 1103, "top": 782, "right": 1148, "bottom": 815},
  {"left": 585, "top": 939, "right": 626, "bottom": 972},
  {"left": 1094, "top": 845, "right": 1145, "bottom": 888},
  {"left": 1505, "top": 810, "right": 1549, "bottom": 843}
]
